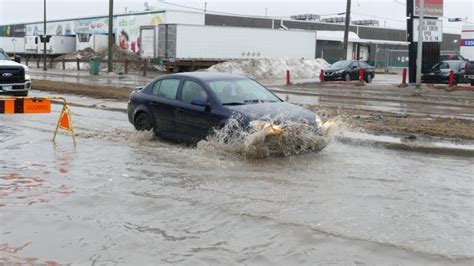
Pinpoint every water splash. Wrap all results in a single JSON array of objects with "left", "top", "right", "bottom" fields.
[{"left": 197, "top": 118, "right": 339, "bottom": 159}]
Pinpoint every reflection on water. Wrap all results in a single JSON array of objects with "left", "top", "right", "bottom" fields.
[{"left": 1, "top": 170, "right": 72, "bottom": 207}]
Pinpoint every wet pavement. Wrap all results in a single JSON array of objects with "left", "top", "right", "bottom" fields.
[
  {"left": 29, "top": 67, "right": 403, "bottom": 88},
  {"left": 1, "top": 97, "right": 473, "bottom": 265},
  {"left": 29, "top": 68, "right": 474, "bottom": 121}
]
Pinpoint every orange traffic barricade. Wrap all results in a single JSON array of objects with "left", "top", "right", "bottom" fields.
[{"left": 0, "top": 96, "right": 76, "bottom": 144}]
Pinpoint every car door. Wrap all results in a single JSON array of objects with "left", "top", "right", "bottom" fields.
[
  {"left": 174, "top": 79, "right": 221, "bottom": 141},
  {"left": 148, "top": 78, "right": 181, "bottom": 135},
  {"left": 350, "top": 61, "right": 360, "bottom": 80}
]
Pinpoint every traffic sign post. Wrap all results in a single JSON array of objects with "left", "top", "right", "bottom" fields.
[{"left": 406, "top": 0, "right": 443, "bottom": 85}]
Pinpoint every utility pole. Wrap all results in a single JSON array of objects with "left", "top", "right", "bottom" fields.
[
  {"left": 415, "top": 0, "right": 424, "bottom": 93},
  {"left": 342, "top": 0, "right": 352, "bottom": 60},
  {"left": 108, "top": 0, "right": 114, "bottom": 73},
  {"left": 43, "top": 0, "right": 47, "bottom": 71}
]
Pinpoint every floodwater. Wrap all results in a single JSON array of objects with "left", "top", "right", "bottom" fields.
[{"left": 1, "top": 104, "right": 473, "bottom": 265}]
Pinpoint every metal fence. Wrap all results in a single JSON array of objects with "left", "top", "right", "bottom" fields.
[{"left": 374, "top": 48, "right": 409, "bottom": 70}]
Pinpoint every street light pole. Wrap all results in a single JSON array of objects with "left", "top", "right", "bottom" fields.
[
  {"left": 108, "top": 0, "right": 114, "bottom": 73},
  {"left": 342, "top": 0, "right": 352, "bottom": 60},
  {"left": 43, "top": 0, "right": 47, "bottom": 71},
  {"left": 415, "top": 0, "right": 424, "bottom": 93}
]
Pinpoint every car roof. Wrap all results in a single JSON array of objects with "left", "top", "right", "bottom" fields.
[{"left": 164, "top": 72, "right": 247, "bottom": 81}]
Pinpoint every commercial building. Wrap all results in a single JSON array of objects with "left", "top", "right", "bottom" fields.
[{"left": 0, "top": 9, "right": 461, "bottom": 67}]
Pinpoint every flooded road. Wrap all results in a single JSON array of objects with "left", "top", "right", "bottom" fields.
[{"left": 1, "top": 103, "right": 473, "bottom": 265}]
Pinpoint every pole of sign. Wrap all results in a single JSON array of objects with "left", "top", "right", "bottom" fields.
[
  {"left": 415, "top": 0, "right": 424, "bottom": 93},
  {"left": 108, "top": 0, "right": 114, "bottom": 73},
  {"left": 342, "top": 0, "right": 352, "bottom": 60},
  {"left": 43, "top": 0, "right": 47, "bottom": 71}
]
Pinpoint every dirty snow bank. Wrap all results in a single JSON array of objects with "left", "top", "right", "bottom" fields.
[
  {"left": 206, "top": 58, "right": 330, "bottom": 79},
  {"left": 53, "top": 45, "right": 142, "bottom": 72}
]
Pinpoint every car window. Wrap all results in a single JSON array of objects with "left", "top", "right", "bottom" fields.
[
  {"left": 158, "top": 79, "right": 180, "bottom": 100},
  {"left": 0, "top": 51, "right": 9, "bottom": 60},
  {"left": 151, "top": 80, "right": 161, "bottom": 96},
  {"left": 207, "top": 78, "right": 280, "bottom": 104},
  {"left": 359, "top": 62, "right": 369, "bottom": 68},
  {"left": 331, "top": 60, "right": 351, "bottom": 68},
  {"left": 433, "top": 62, "right": 449, "bottom": 70},
  {"left": 181, "top": 80, "right": 207, "bottom": 104},
  {"left": 350, "top": 62, "right": 359, "bottom": 68},
  {"left": 447, "top": 61, "right": 463, "bottom": 70}
]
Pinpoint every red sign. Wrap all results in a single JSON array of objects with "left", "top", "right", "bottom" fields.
[{"left": 414, "top": 0, "right": 443, "bottom": 17}]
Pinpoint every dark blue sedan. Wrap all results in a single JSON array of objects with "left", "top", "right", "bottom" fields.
[{"left": 127, "top": 72, "right": 324, "bottom": 143}]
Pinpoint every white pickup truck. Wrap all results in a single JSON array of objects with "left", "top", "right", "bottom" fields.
[{"left": 0, "top": 49, "right": 31, "bottom": 96}]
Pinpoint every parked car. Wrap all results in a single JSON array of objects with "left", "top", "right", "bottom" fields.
[
  {"left": 323, "top": 60, "right": 375, "bottom": 83},
  {"left": 127, "top": 72, "right": 325, "bottom": 143},
  {"left": 421, "top": 60, "right": 470, "bottom": 84},
  {"left": 0, "top": 49, "right": 31, "bottom": 96},
  {"left": 465, "top": 61, "right": 474, "bottom": 86},
  {"left": 439, "top": 54, "right": 467, "bottom": 61}
]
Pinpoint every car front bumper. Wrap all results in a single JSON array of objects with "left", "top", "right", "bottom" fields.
[
  {"left": 0, "top": 80, "right": 32, "bottom": 95},
  {"left": 323, "top": 72, "right": 344, "bottom": 81}
]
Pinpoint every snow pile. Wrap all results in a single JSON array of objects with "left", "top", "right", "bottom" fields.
[
  {"left": 206, "top": 58, "right": 330, "bottom": 80},
  {"left": 53, "top": 45, "right": 142, "bottom": 72}
]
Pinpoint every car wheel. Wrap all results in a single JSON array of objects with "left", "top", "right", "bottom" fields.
[
  {"left": 344, "top": 73, "right": 351, "bottom": 82},
  {"left": 134, "top": 113, "right": 153, "bottom": 131},
  {"left": 365, "top": 74, "right": 373, "bottom": 83}
]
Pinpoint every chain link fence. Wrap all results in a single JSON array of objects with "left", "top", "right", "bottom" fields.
[{"left": 374, "top": 48, "right": 409, "bottom": 71}]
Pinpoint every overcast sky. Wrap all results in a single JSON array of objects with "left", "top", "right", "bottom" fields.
[{"left": 0, "top": 0, "right": 472, "bottom": 34}]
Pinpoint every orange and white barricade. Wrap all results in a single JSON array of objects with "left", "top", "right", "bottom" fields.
[{"left": 0, "top": 96, "right": 76, "bottom": 144}]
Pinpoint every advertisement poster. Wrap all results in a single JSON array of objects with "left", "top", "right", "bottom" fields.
[
  {"left": 23, "top": 13, "right": 164, "bottom": 54},
  {"left": 0, "top": 24, "right": 26, "bottom": 37}
]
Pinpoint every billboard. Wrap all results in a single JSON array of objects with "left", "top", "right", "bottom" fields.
[
  {"left": 412, "top": 19, "right": 443, "bottom": 42},
  {"left": 24, "top": 14, "right": 164, "bottom": 55},
  {"left": 414, "top": 0, "right": 443, "bottom": 18},
  {"left": 0, "top": 24, "right": 26, "bottom": 37}
]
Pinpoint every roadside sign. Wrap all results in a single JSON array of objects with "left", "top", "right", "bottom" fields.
[
  {"left": 23, "top": 98, "right": 51, "bottom": 113},
  {"left": 414, "top": 0, "right": 443, "bottom": 17},
  {"left": 1, "top": 96, "right": 76, "bottom": 144},
  {"left": 413, "top": 19, "right": 443, "bottom": 42},
  {"left": 461, "top": 39, "right": 474, "bottom": 47}
]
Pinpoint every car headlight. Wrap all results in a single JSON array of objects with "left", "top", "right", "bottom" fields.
[
  {"left": 315, "top": 115, "right": 322, "bottom": 128},
  {"left": 250, "top": 121, "right": 284, "bottom": 136},
  {"left": 24, "top": 67, "right": 31, "bottom": 80}
]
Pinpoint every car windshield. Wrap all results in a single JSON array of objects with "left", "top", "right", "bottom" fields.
[
  {"left": 330, "top": 60, "right": 352, "bottom": 68},
  {"left": 206, "top": 78, "right": 281, "bottom": 105},
  {"left": 0, "top": 52, "right": 9, "bottom": 60}
]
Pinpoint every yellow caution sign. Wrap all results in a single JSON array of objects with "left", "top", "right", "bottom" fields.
[{"left": 1, "top": 96, "right": 76, "bottom": 144}]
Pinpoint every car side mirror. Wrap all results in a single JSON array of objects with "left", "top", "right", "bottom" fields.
[
  {"left": 14, "top": 55, "right": 21, "bottom": 63},
  {"left": 191, "top": 98, "right": 211, "bottom": 110},
  {"left": 351, "top": 65, "right": 357, "bottom": 69}
]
